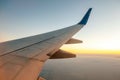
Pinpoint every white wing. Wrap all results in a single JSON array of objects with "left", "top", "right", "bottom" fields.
[{"left": 0, "top": 8, "right": 92, "bottom": 80}]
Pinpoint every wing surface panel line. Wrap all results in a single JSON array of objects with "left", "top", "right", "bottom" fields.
[{"left": 0, "top": 36, "right": 55, "bottom": 57}]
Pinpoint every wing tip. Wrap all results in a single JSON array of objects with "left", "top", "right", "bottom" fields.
[{"left": 78, "top": 8, "right": 92, "bottom": 25}]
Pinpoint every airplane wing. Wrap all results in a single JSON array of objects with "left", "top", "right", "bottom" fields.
[{"left": 0, "top": 8, "right": 92, "bottom": 80}]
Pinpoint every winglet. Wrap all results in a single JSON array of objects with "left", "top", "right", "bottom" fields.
[{"left": 78, "top": 8, "right": 92, "bottom": 25}]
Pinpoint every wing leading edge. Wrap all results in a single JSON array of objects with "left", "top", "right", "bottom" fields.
[{"left": 0, "top": 8, "right": 92, "bottom": 80}]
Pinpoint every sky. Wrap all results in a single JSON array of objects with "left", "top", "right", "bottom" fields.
[{"left": 0, "top": 0, "right": 120, "bottom": 54}]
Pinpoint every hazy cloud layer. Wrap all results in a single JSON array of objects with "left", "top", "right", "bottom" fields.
[{"left": 40, "top": 55, "right": 120, "bottom": 80}]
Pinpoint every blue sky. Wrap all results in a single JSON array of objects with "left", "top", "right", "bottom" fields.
[{"left": 0, "top": 0, "right": 120, "bottom": 53}]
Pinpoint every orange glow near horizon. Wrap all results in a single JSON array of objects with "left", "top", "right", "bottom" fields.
[
  {"left": 0, "top": 33, "right": 9, "bottom": 43},
  {"left": 60, "top": 45, "right": 120, "bottom": 55}
]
